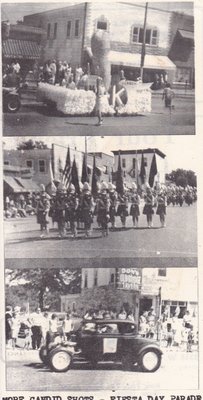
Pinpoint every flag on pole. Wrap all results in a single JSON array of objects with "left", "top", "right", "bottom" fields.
[
  {"left": 91, "top": 155, "right": 98, "bottom": 196},
  {"left": 71, "top": 157, "right": 80, "bottom": 194},
  {"left": 116, "top": 152, "right": 124, "bottom": 194},
  {"left": 62, "top": 146, "right": 71, "bottom": 188},
  {"left": 81, "top": 152, "right": 89, "bottom": 183},
  {"left": 149, "top": 152, "right": 158, "bottom": 187},
  {"left": 46, "top": 160, "right": 57, "bottom": 195},
  {"left": 139, "top": 152, "right": 146, "bottom": 184}
]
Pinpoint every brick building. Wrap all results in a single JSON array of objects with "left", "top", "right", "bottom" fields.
[
  {"left": 112, "top": 148, "right": 166, "bottom": 187},
  {"left": 22, "top": 2, "right": 194, "bottom": 85}
]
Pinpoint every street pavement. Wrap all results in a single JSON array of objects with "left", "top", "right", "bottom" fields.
[
  {"left": 5, "top": 347, "right": 198, "bottom": 390},
  {"left": 4, "top": 203, "right": 197, "bottom": 268},
  {"left": 3, "top": 96, "right": 195, "bottom": 136}
]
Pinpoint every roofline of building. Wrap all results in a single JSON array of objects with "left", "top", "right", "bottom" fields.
[
  {"left": 23, "top": 2, "right": 86, "bottom": 19},
  {"left": 23, "top": 1, "right": 193, "bottom": 19},
  {"left": 111, "top": 148, "right": 166, "bottom": 159}
]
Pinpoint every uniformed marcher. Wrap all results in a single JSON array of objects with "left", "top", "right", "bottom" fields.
[
  {"left": 54, "top": 183, "right": 67, "bottom": 238},
  {"left": 130, "top": 183, "right": 140, "bottom": 228},
  {"left": 143, "top": 185, "right": 154, "bottom": 228},
  {"left": 36, "top": 184, "right": 50, "bottom": 238},
  {"left": 156, "top": 188, "right": 167, "bottom": 227},
  {"left": 65, "top": 184, "right": 79, "bottom": 238},
  {"left": 96, "top": 182, "right": 111, "bottom": 237},
  {"left": 80, "top": 182, "right": 94, "bottom": 237},
  {"left": 117, "top": 187, "right": 129, "bottom": 228},
  {"left": 108, "top": 183, "right": 118, "bottom": 230}
]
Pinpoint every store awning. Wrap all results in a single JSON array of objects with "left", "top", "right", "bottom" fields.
[
  {"left": 4, "top": 176, "right": 26, "bottom": 193},
  {"left": 108, "top": 51, "right": 176, "bottom": 70},
  {"left": 178, "top": 29, "right": 194, "bottom": 41},
  {"left": 2, "top": 39, "right": 41, "bottom": 60},
  {"left": 15, "top": 178, "right": 40, "bottom": 192}
]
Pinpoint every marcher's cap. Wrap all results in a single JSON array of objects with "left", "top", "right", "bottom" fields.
[
  {"left": 101, "top": 182, "right": 108, "bottom": 191},
  {"left": 40, "top": 184, "right": 45, "bottom": 192},
  {"left": 132, "top": 183, "right": 137, "bottom": 191},
  {"left": 68, "top": 184, "right": 75, "bottom": 193},
  {"left": 97, "top": 183, "right": 101, "bottom": 191},
  {"left": 83, "top": 182, "right": 91, "bottom": 191},
  {"left": 14, "top": 306, "right": 21, "bottom": 312},
  {"left": 57, "top": 182, "right": 66, "bottom": 192}
]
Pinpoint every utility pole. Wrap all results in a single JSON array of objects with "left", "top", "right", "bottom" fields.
[{"left": 140, "top": 2, "right": 148, "bottom": 82}]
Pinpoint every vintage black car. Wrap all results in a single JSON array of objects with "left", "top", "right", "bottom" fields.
[
  {"left": 3, "top": 86, "right": 21, "bottom": 113},
  {"left": 39, "top": 319, "right": 162, "bottom": 373}
]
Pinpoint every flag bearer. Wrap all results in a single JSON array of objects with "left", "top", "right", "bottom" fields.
[
  {"left": 54, "top": 183, "right": 67, "bottom": 238},
  {"left": 117, "top": 187, "right": 129, "bottom": 228}
]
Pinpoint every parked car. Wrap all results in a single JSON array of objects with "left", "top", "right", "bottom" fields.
[
  {"left": 39, "top": 319, "right": 162, "bottom": 373},
  {"left": 3, "top": 86, "right": 21, "bottom": 113}
]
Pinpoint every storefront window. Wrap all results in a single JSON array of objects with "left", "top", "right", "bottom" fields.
[{"left": 132, "top": 26, "right": 158, "bottom": 46}]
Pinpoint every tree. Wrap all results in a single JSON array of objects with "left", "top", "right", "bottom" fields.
[
  {"left": 6, "top": 268, "right": 81, "bottom": 311},
  {"left": 17, "top": 140, "right": 48, "bottom": 150},
  {"left": 165, "top": 168, "right": 196, "bottom": 187}
]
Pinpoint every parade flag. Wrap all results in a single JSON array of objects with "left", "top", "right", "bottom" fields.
[
  {"left": 71, "top": 157, "right": 80, "bottom": 194},
  {"left": 91, "top": 155, "right": 98, "bottom": 196},
  {"left": 116, "top": 152, "right": 124, "bottom": 194},
  {"left": 46, "top": 160, "right": 56, "bottom": 195},
  {"left": 81, "top": 153, "right": 89, "bottom": 183},
  {"left": 149, "top": 153, "right": 158, "bottom": 187},
  {"left": 63, "top": 146, "right": 71, "bottom": 187},
  {"left": 139, "top": 152, "right": 146, "bottom": 184}
]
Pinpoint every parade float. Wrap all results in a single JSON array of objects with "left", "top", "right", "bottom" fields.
[{"left": 36, "top": 30, "right": 152, "bottom": 116}]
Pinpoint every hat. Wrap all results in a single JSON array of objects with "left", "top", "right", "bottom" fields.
[
  {"left": 101, "top": 182, "right": 108, "bottom": 191},
  {"left": 68, "top": 184, "right": 75, "bottom": 193},
  {"left": 83, "top": 182, "right": 91, "bottom": 191},
  {"left": 40, "top": 184, "right": 45, "bottom": 192},
  {"left": 57, "top": 182, "right": 66, "bottom": 192},
  {"left": 132, "top": 183, "right": 137, "bottom": 191}
]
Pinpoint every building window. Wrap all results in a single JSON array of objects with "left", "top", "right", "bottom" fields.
[
  {"left": 132, "top": 26, "right": 158, "bottom": 46},
  {"left": 158, "top": 268, "right": 167, "bottom": 277},
  {"left": 84, "top": 271, "right": 88, "bottom": 288},
  {"left": 26, "top": 160, "right": 33, "bottom": 169},
  {"left": 144, "top": 157, "right": 148, "bottom": 167},
  {"left": 122, "top": 158, "right": 126, "bottom": 168},
  {"left": 110, "top": 273, "right": 115, "bottom": 284},
  {"left": 94, "top": 270, "right": 98, "bottom": 287},
  {"left": 75, "top": 19, "right": 80, "bottom": 37},
  {"left": 4, "top": 161, "right": 10, "bottom": 165},
  {"left": 47, "top": 23, "right": 51, "bottom": 39},
  {"left": 39, "top": 160, "right": 46, "bottom": 173},
  {"left": 53, "top": 22, "right": 57, "bottom": 39},
  {"left": 67, "top": 21, "right": 72, "bottom": 38}
]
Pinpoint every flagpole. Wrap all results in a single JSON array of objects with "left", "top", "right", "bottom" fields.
[{"left": 140, "top": 2, "right": 148, "bottom": 82}]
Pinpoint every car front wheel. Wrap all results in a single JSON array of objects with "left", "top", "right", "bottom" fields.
[
  {"left": 139, "top": 350, "right": 161, "bottom": 372},
  {"left": 49, "top": 348, "right": 72, "bottom": 373},
  {"left": 5, "top": 97, "right": 21, "bottom": 113}
]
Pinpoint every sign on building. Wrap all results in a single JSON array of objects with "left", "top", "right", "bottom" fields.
[{"left": 117, "top": 268, "right": 142, "bottom": 291}]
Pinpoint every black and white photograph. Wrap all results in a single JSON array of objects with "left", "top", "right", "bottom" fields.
[
  {"left": 2, "top": 1, "right": 195, "bottom": 136},
  {"left": 3, "top": 135, "right": 197, "bottom": 267},
  {"left": 5, "top": 266, "right": 198, "bottom": 391}
]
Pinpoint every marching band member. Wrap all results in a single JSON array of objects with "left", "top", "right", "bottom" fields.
[
  {"left": 36, "top": 184, "right": 50, "bottom": 238},
  {"left": 117, "top": 187, "right": 129, "bottom": 228},
  {"left": 108, "top": 183, "right": 118, "bottom": 230},
  {"left": 80, "top": 182, "right": 94, "bottom": 237},
  {"left": 65, "top": 184, "right": 79, "bottom": 238},
  {"left": 156, "top": 187, "right": 167, "bottom": 228},
  {"left": 96, "top": 182, "right": 111, "bottom": 237},
  {"left": 143, "top": 185, "right": 154, "bottom": 228},
  {"left": 130, "top": 183, "right": 140, "bottom": 228},
  {"left": 54, "top": 183, "right": 67, "bottom": 238}
]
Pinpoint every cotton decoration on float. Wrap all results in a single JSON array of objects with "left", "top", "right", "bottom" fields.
[
  {"left": 37, "top": 83, "right": 115, "bottom": 115},
  {"left": 116, "top": 81, "right": 152, "bottom": 115}
]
